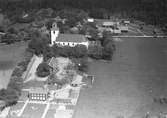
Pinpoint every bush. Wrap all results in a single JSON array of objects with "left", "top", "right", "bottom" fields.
[{"left": 36, "top": 62, "right": 50, "bottom": 77}]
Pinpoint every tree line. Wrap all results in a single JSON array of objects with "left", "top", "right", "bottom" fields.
[
  {"left": 0, "top": 49, "right": 34, "bottom": 107},
  {"left": 0, "top": 0, "right": 166, "bottom": 27}
]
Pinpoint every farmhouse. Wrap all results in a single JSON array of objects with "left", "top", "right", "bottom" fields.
[
  {"left": 50, "top": 27, "right": 89, "bottom": 47},
  {"left": 29, "top": 87, "right": 48, "bottom": 101}
]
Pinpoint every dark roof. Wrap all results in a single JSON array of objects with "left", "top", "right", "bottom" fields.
[
  {"left": 29, "top": 87, "right": 48, "bottom": 94},
  {"left": 48, "top": 57, "right": 58, "bottom": 70},
  {"left": 56, "top": 34, "right": 87, "bottom": 43}
]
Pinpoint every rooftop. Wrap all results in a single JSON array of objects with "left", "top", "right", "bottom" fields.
[
  {"left": 56, "top": 34, "right": 87, "bottom": 43},
  {"left": 72, "top": 75, "right": 83, "bottom": 84},
  {"left": 29, "top": 87, "right": 48, "bottom": 94},
  {"left": 47, "top": 57, "right": 58, "bottom": 70}
]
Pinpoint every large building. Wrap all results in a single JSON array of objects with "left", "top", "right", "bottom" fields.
[
  {"left": 29, "top": 87, "right": 48, "bottom": 101},
  {"left": 50, "top": 27, "right": 89, "bottom": 47}
]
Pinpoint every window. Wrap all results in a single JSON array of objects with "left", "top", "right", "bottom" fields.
[
  {"left": 53, "top": 31, "right": 55, "bottom": 34},
  {"left": 63, "top": 43, "right": 65, "bottom": 45},
  {"left": 68, "top": 43, "right": 69, "bottom": 45},
  {"left": 73, "top": 43, "right": 74, "bottom": 46}
]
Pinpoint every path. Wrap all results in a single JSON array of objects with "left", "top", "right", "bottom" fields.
[
  {"left": 24, "top": 56, "right": 43, "bottom": 83},
  {"left": 113, "top": 35, "right": 165, "bottom": 38},
  {"left": 41, "top": 102, "right": 50, "bottom": 118},
  {"left": 17, "top": 99, "right": 29, "bottom": 117},
  {"left": 129, "top": 26, "right": 146, "bottom": 36}
]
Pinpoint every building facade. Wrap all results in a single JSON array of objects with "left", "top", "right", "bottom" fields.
[{"left": 29, "top": 87, "right": 48, "bottom": 101}]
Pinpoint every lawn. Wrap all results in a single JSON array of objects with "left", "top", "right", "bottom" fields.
[
  {"left": 19, "top": 91, "right": 29, "bottom": 101},
  {"left": 21, "top": 103, "right": 46, "bottom": 118},
  {"left": 45, "top": 109, "right": 57, "bottom": 118},
  {"left": 0, "top": 42, "right": 28, "bottom": 89}
]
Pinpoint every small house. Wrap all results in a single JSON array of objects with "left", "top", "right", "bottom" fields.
[
  {"left": 87, "top": 18, "right": 94, "bottom": 22},
  {"left": 124, "top": 20, "right": 130, "bottom": 25},
  {"left": 29, "top": 87, "right": 48, "bottom": 101},
  {"left": 71, "top": 75, "right": 83, "bottom": 87}
]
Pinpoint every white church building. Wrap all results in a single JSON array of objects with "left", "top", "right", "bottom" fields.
[{"left": 50, "top": 23, "right": 89, "bottom": 48}]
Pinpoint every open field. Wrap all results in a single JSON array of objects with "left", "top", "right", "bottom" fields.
[
  {"left": 21, "top": 103, "right": 46, "bottom": 118},
  {"left": 4, "top": 23, "right": 28, "bottom": 32},
  {"left": 74, "top": 38, "right": 167, "bottom": 118},
  {"left": 0, "top": 42, "right": 28, "bottom": 89}
]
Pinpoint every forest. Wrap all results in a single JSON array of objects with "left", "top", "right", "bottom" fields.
[{"left": 0, "top": 0, "right": 166, "bottom": 27}]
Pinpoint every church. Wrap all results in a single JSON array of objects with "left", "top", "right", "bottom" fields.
[{"left": 50, "top": 22, "right": 89, "bottom": 48}]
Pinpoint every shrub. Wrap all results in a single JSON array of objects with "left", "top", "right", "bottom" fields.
[{"left": 36, "top": 62, "right": 50, "bottom": 77}]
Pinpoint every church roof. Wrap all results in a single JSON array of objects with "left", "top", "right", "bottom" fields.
[{"left": 56, "top": 34, "right": 87, "bottom": 43}]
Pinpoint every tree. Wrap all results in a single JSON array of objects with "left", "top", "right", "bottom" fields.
[
  {"left": 0, "top": 88, "right": 19, "bottom": 106},
  {"left": 89, "top": 9, "right": 104, "bottom": 19},
  {"left": 47, "top": 73, "right": 59, "bottom": 85},
  {"left": 74, "top": 44, "right": 88, "bottom": 58},
  {"left": 45, "top": 19, "right": 55, "bottom": 29},
  {"left": 36, "top": 62, "right": 50, "bottom": 77},
  {"left": 7, "top": 77, "right": 23, "bottom": 95},
  {"left": 78, "top": 58, "right": 89, "bottom": 72},
  {"left": 7, "top": 28, "right": 15, "bottom": 34},
  {"left": 103, "top": 36, "right": 114, "bottom": 46},
  {"left": 12, "top": 66, "right": 24, "bottom": 77},
  {"left": 43, "top": 52, "right": 55, "bottom": 62},
  {"left": 18, "top": 60, "right": 28, "bottom": 71},
  {"left": 89, "top": 28, "right": 99, "bottom": 41},
  {"left": 103, "top": 43, "right": 115, "bottom": 60},
  {"left": 65, "top": 17, "right": 76, "bottom": 28}
]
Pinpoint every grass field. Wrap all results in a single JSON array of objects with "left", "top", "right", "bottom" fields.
[
  {"left": 21, "top": 103, "right": 46, "bottom": 118},
  {"left": 73, "top": 37, "right": 167, "bottom": 118},
  {"left": 0, "top": 42, "right": 28, "bottom": 89}
]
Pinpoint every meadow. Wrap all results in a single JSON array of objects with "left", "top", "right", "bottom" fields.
[
  {"left": 0, "top": 42, "right": 28, "bottom": 89},
  {"left": 73, "top": 37, "right": 167, "bottom": 118}
]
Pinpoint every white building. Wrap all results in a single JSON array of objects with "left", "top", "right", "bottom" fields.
[{"left": 50, "top": 27, "right": 89, "bottom": 48}]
